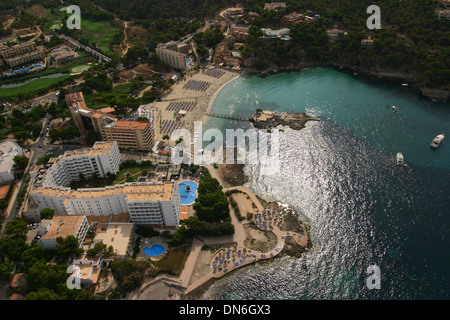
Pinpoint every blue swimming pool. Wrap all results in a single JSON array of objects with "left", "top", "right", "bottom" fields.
[
  {"left": 178, "top": 181, "right": 198, "bottom": 205},
  {"left": 186, "top": 58, "right": 192, "bottom": 63},
  {"left": 143, "top": 244, "right": 165, "bottom": 257},
  {"left": 9, "top": 64, "right": 43, "bottom": 75}
]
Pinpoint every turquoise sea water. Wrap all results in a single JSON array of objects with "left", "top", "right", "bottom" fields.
[{"left": 202, "top": 67, "right": 450, "bottom": 299}]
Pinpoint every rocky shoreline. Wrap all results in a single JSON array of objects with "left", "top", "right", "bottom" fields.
[
  {"left": 240, "top": 62, "right": 450, "bottom": 102},
  {"left": 256, "top": 196, "right": 313, "bottom": 258},
  {"left": 250, "top": 111, "right": 321, "bottom": 131}
]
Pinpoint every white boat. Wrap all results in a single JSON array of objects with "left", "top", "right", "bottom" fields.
[
  {"left": 392, "top": 106, "right": 398, "bottom": 112},
  {"left": 396, "top": 153, "right": 404, "bottom": 166},
  {"left": 402, "top": 83, "right": 408, "bottom": 86},
  {"left": 431, "top": 134, "right": 445, "bottom": 148}
]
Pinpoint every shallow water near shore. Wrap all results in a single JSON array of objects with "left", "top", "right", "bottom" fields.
[{"left": 202, "top": 67, "right": 450, "bottom": 299}]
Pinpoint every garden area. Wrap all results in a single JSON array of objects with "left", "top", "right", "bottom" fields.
[{"left": 112, "top": 160, "right": 156, "bottom": 184}]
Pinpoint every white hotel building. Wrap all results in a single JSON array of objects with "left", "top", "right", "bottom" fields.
[{"left": 30, "top": 141, "right": 181, "bottom": 227}]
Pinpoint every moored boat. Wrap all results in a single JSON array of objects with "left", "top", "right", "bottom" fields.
[
  {"left": 431, "top": 134, "right": 445, "bottom": 148},
  {"left": 396, "top": 152, "right": 404, "bottom": 166}
]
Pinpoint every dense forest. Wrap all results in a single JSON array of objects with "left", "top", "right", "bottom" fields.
[
  {"left": 2, "top": 0, "right": 449, "bottom": 89},
  {"left": 82, "top": 0, "right": 449, "bottom": 89}
]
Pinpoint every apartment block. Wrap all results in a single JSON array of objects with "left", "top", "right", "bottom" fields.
[
  {"left": 32, "top": 182, "right": 181, "bottom": 227},
  {"left": 42, "top": 141, "right": 120, "bottom": 187},
  {"left": 0, "top": 41, "right": 45, "bottom": 68},
  {"left": 30, "top": 140, "right": 181, "bottom": 227},
  {"left": 156, "top": 42, "right": 187, "bottom": 70}
]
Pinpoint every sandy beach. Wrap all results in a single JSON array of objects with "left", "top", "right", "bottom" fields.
[
  {"left": 142, "top": 68, "right": 240, "bottom": 143},
  {"left": 127, "top": 68, "right": 312, "bottom": 300}
]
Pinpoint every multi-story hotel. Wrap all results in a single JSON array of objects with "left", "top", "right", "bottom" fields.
[
  {"left": 0, "top": 41, "right": 45, "bottom": 68},
  {"left": 30, "top": 141, "right": 182, "bottom": 227},
  {"left": 40, "top": 141, "right": 121, "bottom": 187},
  {"left": 66, "top": 92, "right": 154, "bottom": 151},
  {"left": 155, "top": 42, "right": 187, "bottom": 70}
]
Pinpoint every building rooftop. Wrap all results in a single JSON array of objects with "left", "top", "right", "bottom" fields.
[
  {"left": 33, "top": 182, "right": 175, "bottom": 202},
  {"left": 93, "top": 223, "right": 134, "bottom": 257},
  {"left": 42, "top": 215, "right": 86, "bottom": 240},
  {"left": 113, "top": 120, "right": 150, "bottom": 131},
  {"left": 59, "top": 141, "right": 116, "bottom": 159},
  {"left": 0, "top": 139, "right": 22, "bottom": 175}
]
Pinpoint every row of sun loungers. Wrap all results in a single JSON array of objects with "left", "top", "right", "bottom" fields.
[
  {"left": 203, "top": 68, "right": 225, "bottom": 78},
  {"left": 183, "top": 80, "right": 211, "bottom": 92},
  {"left": 160, "top": 120, "right": 186, "bottom": 135},
  {"left": 166, "top": 101, "right": 197, "bottom": 112}
]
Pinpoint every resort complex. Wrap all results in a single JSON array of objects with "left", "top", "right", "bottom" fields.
[
  {"left": 26, "top": 141, "right": 182, "bottom": 228},
  {"left": 1, "top": 0, "right": 449, "bottom": 305}
]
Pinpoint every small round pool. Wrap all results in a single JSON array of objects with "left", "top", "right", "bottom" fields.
[
  {"left": 143, "top": 244, "right": 165, "bottom": 257},
  {"left": 186, "top": 58, "right": 192, "bottom": 63},
  {"left": 179, "top": 181, "right": 198, "bottom": 205}
]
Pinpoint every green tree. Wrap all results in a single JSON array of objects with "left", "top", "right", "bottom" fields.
[
  {"left": 196, "top": 44, "right": 209, "bottom": 62},
  {"left": 21, "top": 245, "right": 47, "bottom": 273},
  {"left": 40, "top": 208, "right": 55, "bottom": 220},
  {"left": 4, "top": 219, "right": 28, "bottom": 238},
  {"left": 13, "top": 155, "right": 29, "bottom": 179},
  {"left": 0, "top": 236, "right": 27, "bottom": 261},
  {"left": 26, "top": 261, "right": 68, "bottom": 292},
  {"left": 0, "top": 198, "right": 8, "bottom": 210},
  {"left": 0, "top": 259, "right": 15, "bottom": 280},
  {"left": 56, "top": 235, "right": 83, "bottom": 262},
  {"left": 26, "top": 288, "right": 61, "bottom": 300}
]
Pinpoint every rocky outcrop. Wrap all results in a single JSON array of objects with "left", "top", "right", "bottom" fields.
[
  {"left": 250, "top": 111, "right": 320, "bottom": 131},
  {"left": 420, "top": 88, "right": 450, "bottom": 102}
]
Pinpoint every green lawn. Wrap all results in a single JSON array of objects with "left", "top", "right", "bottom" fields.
[
  {"left": 79, "top": 18, "right": 119, "bottom": 55},
  {"left": 0, "top": 75, "right": 72, "bottom": 98},
  {"left": 43, "top": 7, "right": 121, "bottom": 55}
]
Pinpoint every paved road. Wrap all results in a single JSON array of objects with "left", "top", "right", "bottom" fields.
[
  {"left": 53, "top": 32, "right": 111, "bottom": 62},
  {"left": 0, "top": 116, "right": 84, "bottom": 237},
  {"left": 31, "top": 91, "right": 59, "bottom": 107}
]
